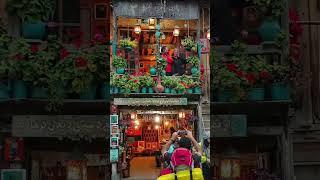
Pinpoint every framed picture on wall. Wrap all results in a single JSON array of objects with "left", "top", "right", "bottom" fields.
[
  {"left": 110, "top": 115, "right": 118, "bottom": 125},
  {"left": 94, "top": 3, "right": 108, "bottom": 20},
  {"left": 111, "top": 125, "right": 119, "bottom": 135},
  {"left": 139, "top": 63, "right": 144, "bottom": 68},
  {"left": 110, "top": 137, "right": 119, "bottom": 147}
]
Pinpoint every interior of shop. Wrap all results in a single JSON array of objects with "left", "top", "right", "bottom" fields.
[{"left": 118, "top": 108, "right": 197, "bottom": 179}]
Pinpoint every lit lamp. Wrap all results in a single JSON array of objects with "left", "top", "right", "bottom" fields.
[
  {"left": 131, "top": 112, "right": 137, "bottom": 119},
  {"left": 178, "top": 112, "right": 185, "bottom": 119},
  {"left": 155, "top": 115, "right": 160, "bottom": 123},
  {"left": 173, "top": 26, "right": 180, "bottom": 37},
  {"left": 134, "top": 24, "right": 141, "bottom": 34},
  {"left": 155, "top": 125, "right": 159, "bottom": 130},
  {"left": 148, "top": 18, "right": 155, "bottom": 26},
  {"left": 135, "top": 120, "right": 139, "bottom": 125},
  {"left": 164, "top": 121, "right": 169, "bottom": 126},
  {"left": 207, "top": 30, "right": 210, "bottom": 40}
]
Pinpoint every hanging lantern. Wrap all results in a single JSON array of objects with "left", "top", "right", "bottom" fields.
[
  {"left": 134, "top": 24, "right": 141, "bottom": 34},
  {"left": 173, "top": 26, "right": 180, "bottom": 37},
  {"left": 155, "top": 115, "right": 160, "bottom": 123},
  {"left": 155, "top": 125, "right": 159, "bottom": 130},
  {"left": 207, "top": 30, "right": 210, "bottom": 40},
  {"left": 179, "top": 112, "right": 185, "bottom": 119},
  {"left": 149, "top": 18, "right": 155, "bottom": 26}
]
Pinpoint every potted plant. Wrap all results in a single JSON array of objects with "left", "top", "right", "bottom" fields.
[
  {"left": 144, "top": 75, "right": 156, "bottom": 93},
  {"left": 6, "top": 37, "right": 30, "bottom": 99},
  {"left": 170, "top": 77, "right": 180, "bottom": 94},
  {"left": 245, "top": 56, "right": 271, "bottom": 101},
  {"left": 161, "top": 76, "right": 172, "bottom": 93},
  {"left": 270, "top": 64, "right": 291, "bottom": 100},
  {"left": 112, "top": 55, "right": 127, "bottom": 74},
  {"left": 156, "top": 55, "right": 167, "bottom": 76},
  {"left": 181, "top": 37, "right": 197, "bottom": 52},
  {"left": 127, "top": 76, "right": 140, "bottom": 93},
  {"left": 181, "top": 75, "right": 195, "bottom": 94},
  {"left": 24, "top": 45, "right": 53, "bottom": 98},
  {"left": 6, "top": 0, "right": 55, "bottom": 39},
  {"left": 119, "top": 38, "right": 137, "bottom": 51},
  {"left": 246, "top": 0, "right": 284, "bottom": 42},
  {"left": 186, "top": 56, "right": 199, "bottom": 75},
  {"left": 175, "top": 82, "right": 186, "bottom": 94},
  {"left": 215, "top": 63, "right": 243, "bottom": 102},
  {"left": 0, "top": 35, "right": 11, "bottom": 99}
]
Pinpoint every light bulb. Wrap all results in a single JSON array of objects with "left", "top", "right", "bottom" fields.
[{"left": 155, "top": 115, "right": 160, "bottom": 123}]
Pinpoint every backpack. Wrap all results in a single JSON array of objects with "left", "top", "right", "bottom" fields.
[{"left": 170, "top": 148, "right": 194, "bottom": 180}]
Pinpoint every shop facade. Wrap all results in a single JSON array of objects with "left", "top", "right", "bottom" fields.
[{"left": 109, "top": 0, "right": 210, "bottom": 179}]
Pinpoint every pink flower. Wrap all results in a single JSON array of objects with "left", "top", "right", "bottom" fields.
[
  {"left": 30, "top": 45, "right": 39, "bottom": 53},
  {"left": 60, "top": 48, "right": 70, "bottom": 60}
]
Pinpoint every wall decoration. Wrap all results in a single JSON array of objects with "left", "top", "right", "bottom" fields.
[
  {"left": 94, "top": 3, "right": 108, "bottom": 20},
  {"left": 4, "top": 138, "right": 24, "bottom": 161},
  {"left": 139, "top": 63, "right": 144, "bottom": 68},
  {"left": 1, "top": 169, "right": 26, "bottom": 180},
  {"left": 110, "top": 149, "right": 119, "bottom": 163},
  {"left": 110, "top": 137, "right": 119, "bottom": 147},
  {"left": 110, "top": 115, "right": 119, "bottom": 125},
  {"left": 111, "top": 125, "right": 119, "bottom": 135}
]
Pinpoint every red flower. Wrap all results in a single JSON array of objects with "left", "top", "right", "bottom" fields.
[
  {"left": 30, "top": 45, "right": 39, "bottom": 53},
  {"left": 134, "top": 80, "right": 139, "bottom": 83},
  {"left": 15, "top": 54, "right": 24, "bottom": 61},
  {"left": 235, "top": 70, "right": 244, "bottom": 78},
  {"left": 60, "top": 48, "right": 70, "bottom": 60},
  {"left": 226, "top": 63, "right": 237, "bottom": 72},
  {"left": 246, "top": 73, "right": 256, "bottom": 85},
  {"left": 259, "top": 70, "right": 270, "bottom": 80},
  {"left": 75, "top": 57, "right": 87, "bottom": 68}
]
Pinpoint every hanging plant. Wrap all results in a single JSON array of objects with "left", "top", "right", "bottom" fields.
[
  {"left": 181, "top": 37, "right": 197, "bottom": 51},
  {"left": 112, "top": 56, "right": 127, "bottom": 68},
  {"left": 119, "top": 38, "right": 137, "bottom": 50}
]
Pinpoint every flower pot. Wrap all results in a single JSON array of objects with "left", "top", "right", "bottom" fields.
[
  {"left": 148, "top": 87, "right": 154, "bottom": 93},
  {"left": 165, "top": 88, "right": 171, "bottom": 93},
  {"left": 194, "top": 87, "right": 202, "bottom": 94},
  {"left": 80, "top": 85, "right": 97, "bottom": 100},
  {"left": 217, "top": 89, "right": 234, "bottom": 102},
  {"left": 191, "top": 67, "right": 198, "bottom": 75},
  {"left": 116, "top": 68, "right": 125, "bottom": 74},
  {"left": 0, "top": 82, "right": 10, "bottom": 99},
  {"left": 178, "top": 90, "right": 184, "bottom": 94},
  {"left": 247, "top": 87, "right": 265, "bottom": 101},
  {"left": 171, "top": 89, "right": 177, "bottom": 94},
  {"left": 259, "top": 19, "right": 281, "bottom": 42},
  {"left": 120, "top": 88, "right": 125, "bottom": 93},
  {"left": 31, "top": 86, "right": 48, "bottom": 99},
  {"left": 271, "top": 83, "right": 290, "bottom": 100},
  {"left": 141, "top": 87, "right": 147, "bottom": 93},
  {"left": 12, "top": 80, "right": 28, "bottom": 99},
  {"left": 113, "top": 87, "right": 119, "bottom": 94},
  {"left": 150, "top": 67, "right": 157, "bottom": 75},
  {"left": 22, "top": 22, "right": 46, "bottom": 40},
  {"left": 187, "top": 88, "right": 194, "bottom": 94}
]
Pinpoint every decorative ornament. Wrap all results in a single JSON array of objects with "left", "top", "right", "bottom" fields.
[
  {"left": 134, "top": 23, "right": 141, "bottom": 34},
  {"left": 111, "top": 104, "right": 118, "bottom": 114},
  {"left": 156, "top": 31, "right": 161, "bottom": 38}
]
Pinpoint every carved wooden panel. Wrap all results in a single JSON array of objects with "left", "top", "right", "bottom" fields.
[{"left": 113, "top": 0, "right": 199, "bottom": 19}]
